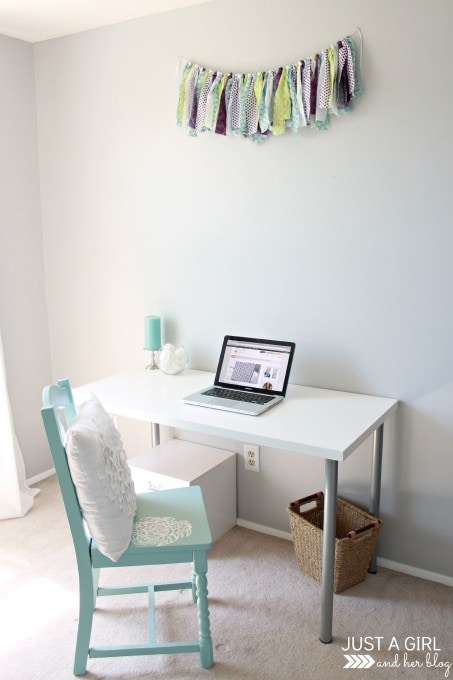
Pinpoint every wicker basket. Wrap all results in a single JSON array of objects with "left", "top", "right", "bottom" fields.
[{"left": 287, "top": 491, "right": 382, "bottom": 593}]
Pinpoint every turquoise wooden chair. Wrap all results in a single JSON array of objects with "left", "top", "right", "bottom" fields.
[{"left": 41, "top": 378, "right": 213, "bottom": 676}]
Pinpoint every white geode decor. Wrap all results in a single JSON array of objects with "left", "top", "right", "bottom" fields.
[{"left": 157, "top": 343, "right": 189, "bottom": 375}]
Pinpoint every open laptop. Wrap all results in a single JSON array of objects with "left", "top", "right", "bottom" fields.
[{"left": 183, "top": 335, "right": 296, "bottom": 416}]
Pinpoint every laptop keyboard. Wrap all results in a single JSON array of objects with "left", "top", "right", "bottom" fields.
[{"left": 203, "top": 387, "right": 274, "bottom": 405}]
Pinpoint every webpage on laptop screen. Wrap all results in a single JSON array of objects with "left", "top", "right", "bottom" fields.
[{"left": 219, "top": 339, "right": 292, "bottom": 392}]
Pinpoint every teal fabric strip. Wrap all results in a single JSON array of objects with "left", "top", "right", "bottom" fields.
[
  {"left": 346, "top": 36, "right": 362, "bottom": 98},
  {"left": 287, "top": 64, "right": 299, "bottom": 132}
]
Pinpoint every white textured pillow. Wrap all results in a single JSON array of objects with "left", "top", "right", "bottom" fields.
[{"left": 64, "top": 394, "right": 137, "bottom": 562}]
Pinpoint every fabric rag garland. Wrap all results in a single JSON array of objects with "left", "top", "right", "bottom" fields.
[{"left": 176, "top": 33, "right": 362, "bottom": 142}]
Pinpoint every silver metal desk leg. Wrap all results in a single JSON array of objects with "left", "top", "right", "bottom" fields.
[
  {"left": 368, "top": 423, "right": 384, "bottom": 573},
  {"left": 320, "top": 459, "right": 338, "bottom": 644},
  {"left": 151, "top": 422, "right": 160, "bottom": 447}
]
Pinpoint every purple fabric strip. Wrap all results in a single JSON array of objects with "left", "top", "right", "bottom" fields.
[
  {"left": 188, "top": 93, "right": 198, "bottom": 130},
  {"left": 188, "top": 69, "right": 202, "bottom": 130},
  {"left": 310, "top": 55, "right": 319, "bottom": 115},
  {"left": 342, "top": 48, "right": 352, "bottom": 105},
  {"left": 215, "top": 74, "right": 232, "bottom": 136},
  {"left": 338, "top": 42, "right": 349, "bottom": 107}
]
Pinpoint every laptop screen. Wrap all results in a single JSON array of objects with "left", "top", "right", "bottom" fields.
[{"left": 214, "top": 336, "right": 296, "bottom": 396}]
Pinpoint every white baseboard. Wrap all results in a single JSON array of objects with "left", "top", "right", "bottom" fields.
[
  {"left": 237, "top": 518, "right": 453, "bottom": 588},
  {"left": 377, "top": 557, "right": 453, "bottom": 588},
  {"left": 237, "top": 518, "right": 293, "bottom": 542},
  {"left": 27, "top": 468, "right": 55, "bottom": 485}
]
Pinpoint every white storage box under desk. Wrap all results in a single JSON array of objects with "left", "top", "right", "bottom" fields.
[{"left": 128, "top": 439, "right": 237, "bottom": 542}]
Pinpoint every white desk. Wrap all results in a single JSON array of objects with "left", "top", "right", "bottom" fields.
[{"left": 73, "top": 369, "right": 398, "bottom": 643}]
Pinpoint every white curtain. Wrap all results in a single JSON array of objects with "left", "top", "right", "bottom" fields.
[{"left": 0, "top": 329, "right": 39, "bottom": 519}]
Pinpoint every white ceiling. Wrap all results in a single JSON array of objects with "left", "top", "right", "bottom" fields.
[{"left": 0, "top": 0, "right": 214, "bottom": 43}]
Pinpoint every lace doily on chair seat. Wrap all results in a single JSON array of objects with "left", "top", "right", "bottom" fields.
[{"left": 131, "top": 516, "right": 193, "bottom": 546}]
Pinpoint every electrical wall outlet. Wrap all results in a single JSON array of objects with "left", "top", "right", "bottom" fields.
[{"left": 243, "top": 444, "right": 260, "bottom": 471}]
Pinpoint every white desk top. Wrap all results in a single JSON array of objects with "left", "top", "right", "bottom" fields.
[{"left": 73, "top": 370, "right": 398, "bottom": 462}]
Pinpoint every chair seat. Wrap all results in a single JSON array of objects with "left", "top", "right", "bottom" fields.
[{"left": 91, "top": 486, "right": 212, "bottom": 568}]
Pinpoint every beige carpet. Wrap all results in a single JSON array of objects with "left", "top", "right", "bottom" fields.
[{"left": 0, "top": 476, "right": 451, "bottom": 680}]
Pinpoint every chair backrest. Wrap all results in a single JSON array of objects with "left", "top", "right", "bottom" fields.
[{"left": 41, "top": 379, "right": 92, "bottom": 568}]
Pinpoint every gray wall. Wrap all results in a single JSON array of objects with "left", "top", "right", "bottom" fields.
[
  {"left": 0, "top": 35, "right": 52, "bottom": 478},
  {"left": 5, "top": 0, "right": 450, "bottom": 578}
]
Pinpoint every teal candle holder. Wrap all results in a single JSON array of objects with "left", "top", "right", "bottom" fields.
[
  {"left": 144, "top": 315, "right": 161, "bottom": 370},
  {"left": 145, "top": 349, "right": 160, "bottom": 370}
]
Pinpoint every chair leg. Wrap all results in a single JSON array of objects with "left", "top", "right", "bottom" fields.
[
  {"left": 73, "top": 567, "right": 97, "bottom": 676},
  {"left": 191, "top": 564, "right": 197, "bottom": 603},
  {"left": 193, "top": 551, "right": 213, "bottom": 669},
  {"left": 92, "top": 568, "right": 100, "bottom": 608}
]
